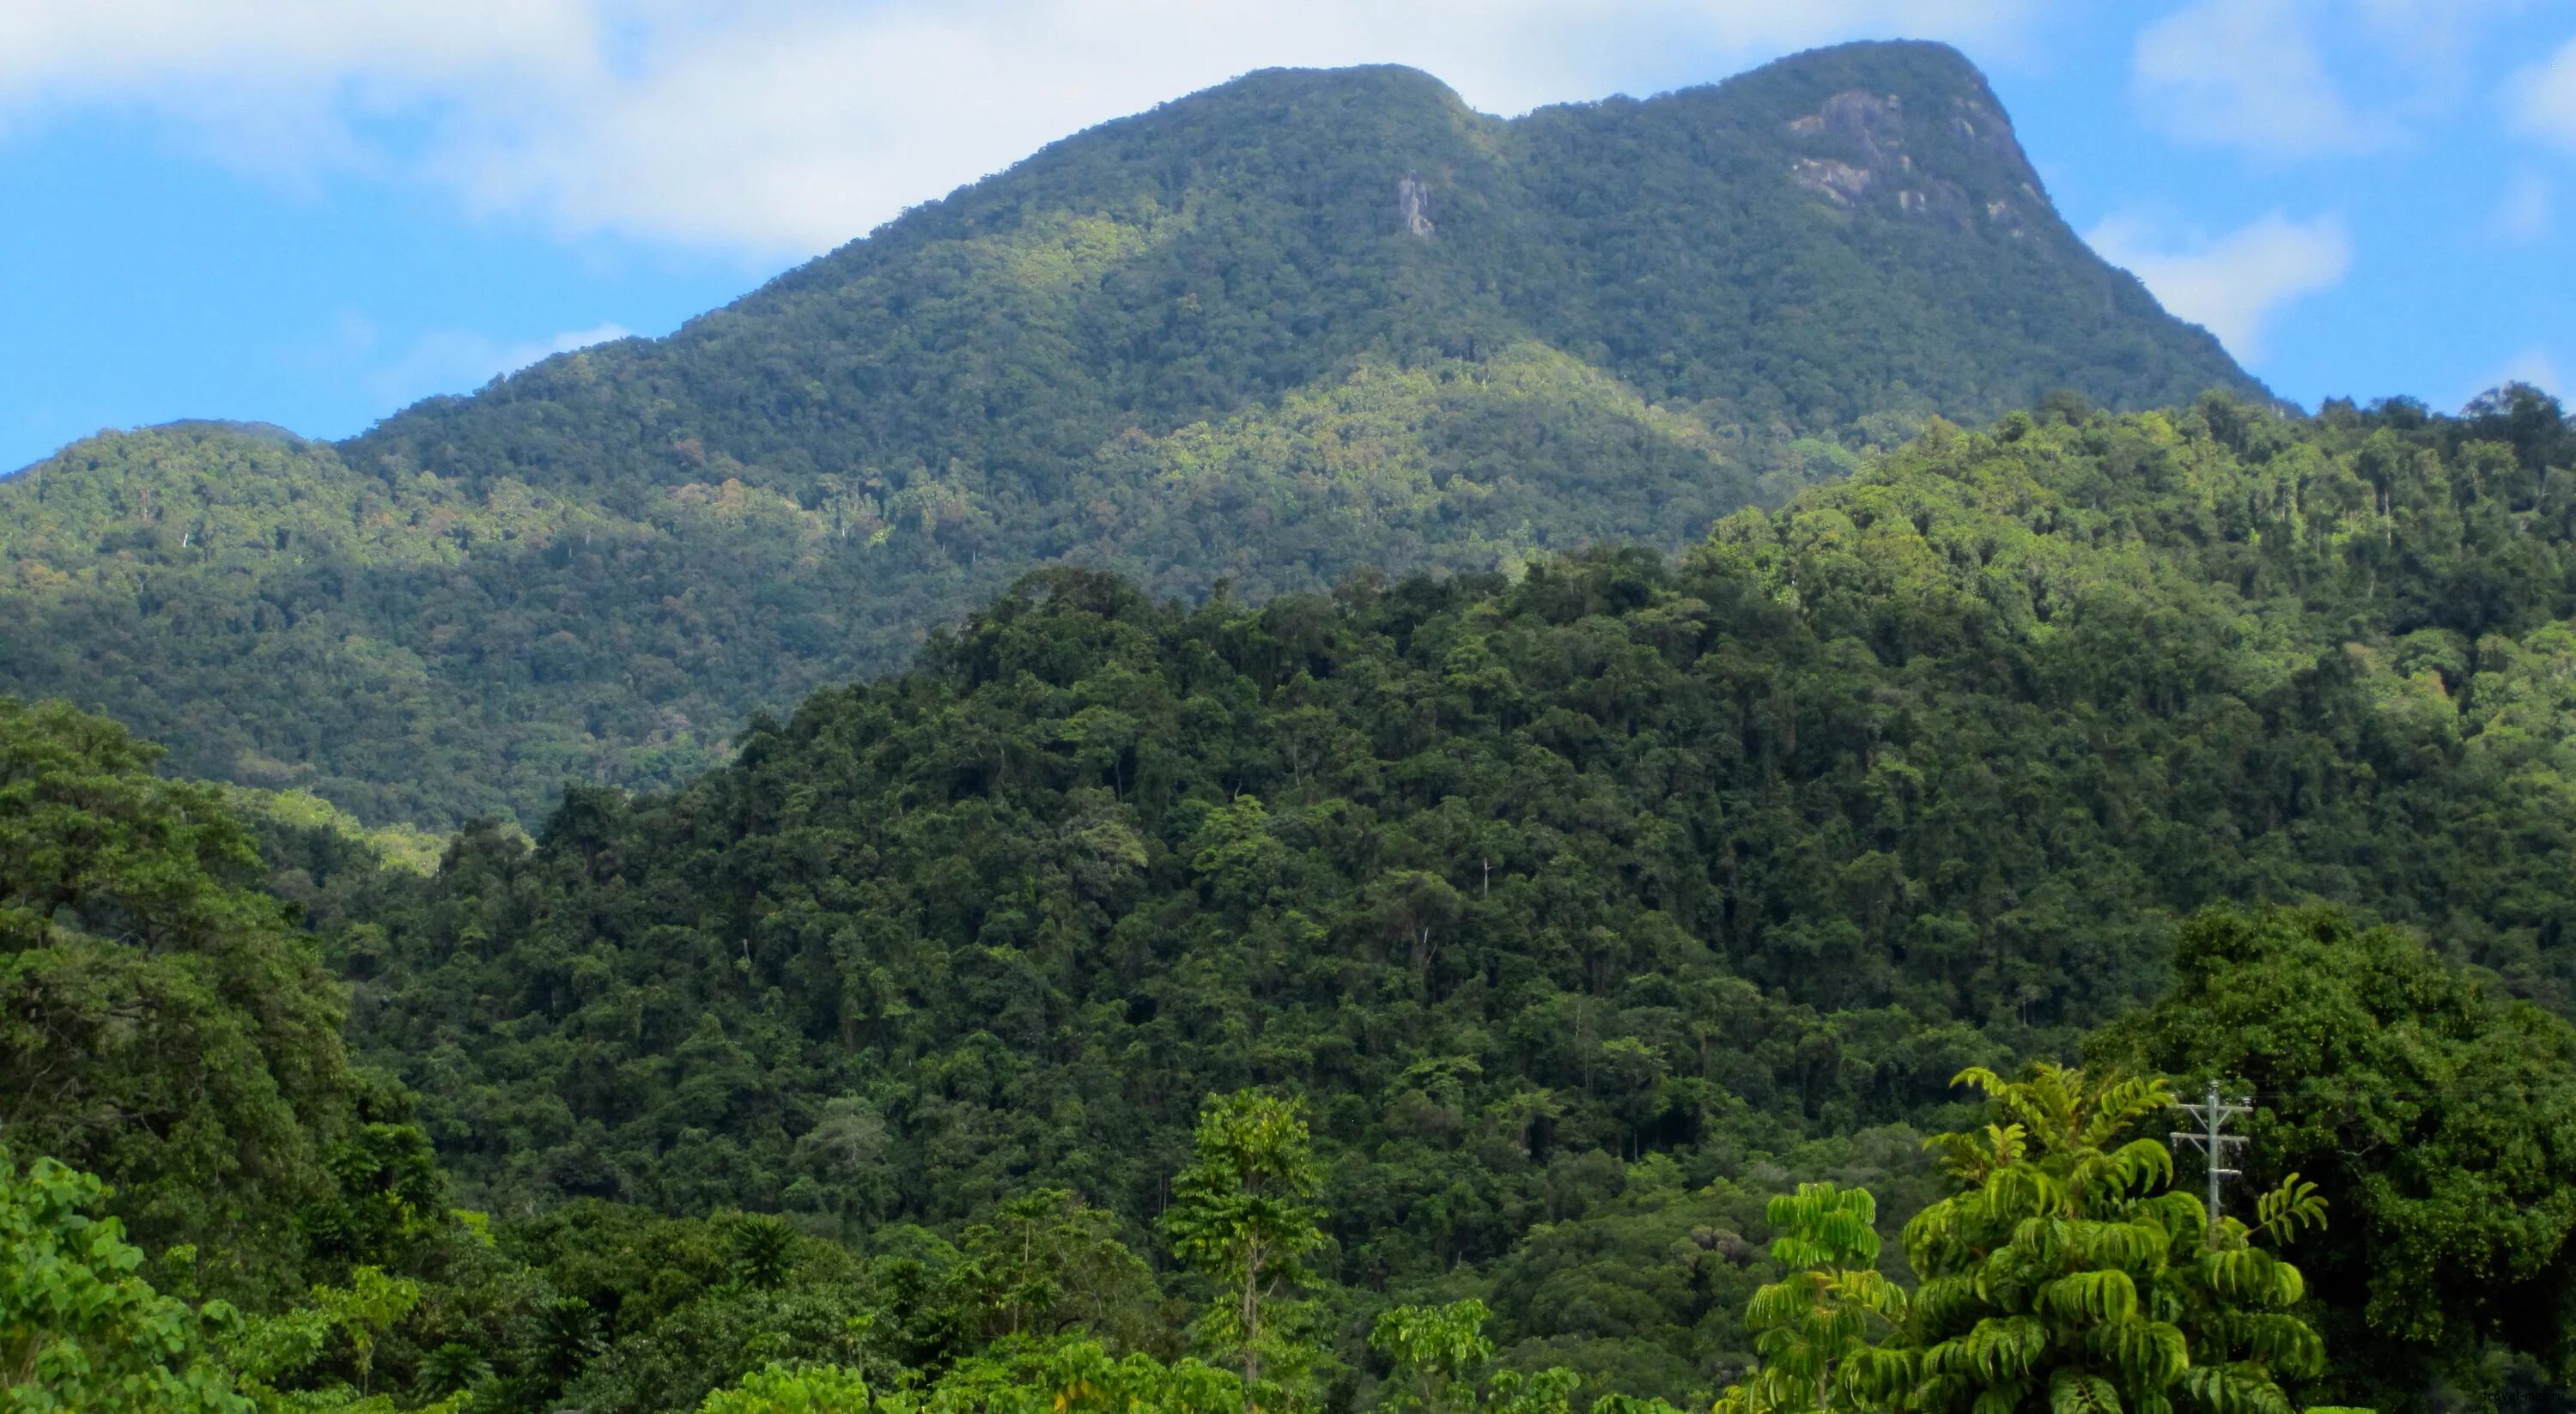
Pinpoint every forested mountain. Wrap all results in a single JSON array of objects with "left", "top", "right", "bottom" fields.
[
  {"left": 33, "top": 33, "right": 2573, "bottom": 1414},
  {"left": 0, "top": 41, "right": 2251, "bottom": 827},
  {"left": 192, "top": 386, "right": 2556, "bottom": 1408}
]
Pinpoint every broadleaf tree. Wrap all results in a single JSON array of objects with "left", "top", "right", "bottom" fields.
[{"left": 1163, "top": 1089, "right": 1328, "bottom": 1411}]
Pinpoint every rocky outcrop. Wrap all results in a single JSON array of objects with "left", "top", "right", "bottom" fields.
[
  {"left": 1789, "top": 157, "right": 1874, "bottom": 206},
  {"left": 1786, "top": 86, "right": 2034, "bottom": 238},
  {"left": 1397, "top": 174, "right": 1434, "bottom": 236}
]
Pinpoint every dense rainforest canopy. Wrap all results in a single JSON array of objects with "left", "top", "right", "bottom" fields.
[
  {"left": 0, "top": 41, "right": 2248, "bottom": 827},
  {"left": 335, "top": 384, "right": 2576, "bottom": 1212},
  {"left": 6, "top": 386, "right": 2576, "bottom": 1412}
]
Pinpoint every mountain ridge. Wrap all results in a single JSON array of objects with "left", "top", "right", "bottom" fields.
[{"left": 1, "top": 40, "right": 2257, "bottom": 826}]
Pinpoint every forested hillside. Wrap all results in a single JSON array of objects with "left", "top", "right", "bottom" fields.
[
  {"left": 149, "top": 385, "right": 2549, "bottom": 1408},
  {"left": 10, "top": 389, "right": 2576, "bottom": 1414},
  {"left": 0, "top": 41, "right": 2251, "bottom": 827}
]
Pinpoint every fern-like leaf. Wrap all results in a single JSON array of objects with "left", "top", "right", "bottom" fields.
[
  {"left": 2248, "top": 1175, "right": 2328, "bottom": 1247},
  {"left": 2051, "top": 1368, "right": 2125, "bottom": 1414}
]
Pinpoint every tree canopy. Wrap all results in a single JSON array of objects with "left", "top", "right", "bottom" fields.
[
  {"left": 2094, "top": 905, "right": 2576, "bottom": 1405},
  {"left": 8, "top": 377, "right": 2576, "bottom": 1412},
  {"left": 0, "top": 699, "right": 371, "bottom": 1302}
]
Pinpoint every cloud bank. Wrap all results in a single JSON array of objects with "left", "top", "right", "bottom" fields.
[
  {"left": 2513, "top": 33, "right": 2576, "bottom": 150},
  {"left": 2086, "top": 210, "right": 2354, "bottom": 360}
]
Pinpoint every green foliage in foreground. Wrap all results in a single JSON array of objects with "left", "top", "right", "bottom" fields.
[
  {"left": 2094, "top": 907, "right": 2576, "bottom": 1405},
  {"left": 1711, "top": 1183, "right": 1901, "bottom": 1414},
  {"left": 0, "top": 699, "right": 378, "bottom": 1304},
  {"left": 1709, "top": 1068, "right": 2351, "bottom": 1414},
  {"left": 1895, "top": 1067, "right": 2324, "bottom": 1414},
  {"left": 8, "top": 1074, "right": 2393, "bottom": 1414},
  {"left": 0, "top": 1147, "right": 246, "bottom": 1414},
  {"left": 697, "top": 1340, "right": 1243, "bottom": 1414}
]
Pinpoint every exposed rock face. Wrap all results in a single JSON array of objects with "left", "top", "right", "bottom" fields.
[
  {"left": 1790, "top": 157, "right": 1874, "bottom": 206},
  {"left": 1947, "top": 93, "right": 2026, "bottom": 166},
  {"left": 1786, "top": 85, "right": 2034, "bottom": 238},
  {"left": 1820, "top": 88, "right": 1906, "bottom": 153},
  {"left": 1397, "top": 174, "right": 1435, "bottom": 236}
]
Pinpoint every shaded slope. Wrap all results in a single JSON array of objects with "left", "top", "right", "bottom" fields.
[{"left": 331, "top": 391, "right": 2576, "bottom": 1248}]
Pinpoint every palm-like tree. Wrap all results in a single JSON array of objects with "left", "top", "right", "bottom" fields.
[
  {"left": 1716, "top": 1181, "right": 1911, "bottom": 1414},
  {"left": 1885, "top": 1065, "right": 2336, "bottom": 1414}
]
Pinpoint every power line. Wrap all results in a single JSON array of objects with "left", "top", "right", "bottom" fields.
[{"left": 2171, "top": 1078, "right": 2251, "bottom": 1223}]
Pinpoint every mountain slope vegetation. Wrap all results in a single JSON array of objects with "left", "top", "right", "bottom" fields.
[
  {"left": 264, "top": 386, "right": 2574, "bottom": 1403},
  {"left": 0, "top": 42, "right": 2251, "bottom": 826},
  {"left": 6, "top": 389, "right": 2575, "bottom": 1414}
]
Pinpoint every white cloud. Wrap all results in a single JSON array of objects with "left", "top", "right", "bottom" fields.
[
  {"left": 2347, "top": 0, "right": 2528, "bottom": 94},
  {"left": 2512, "top": 33, "right": 2576, "bottom": 149},
  {"left": 363, "top": 321, "right": 630, "bottom": 407},
  {"left": 2132, "top": 0, "right": 2392, "bottom": 157},
  {"left": 2493, "top": 168, "right": 2552, "bottom": 241},
  {"left": 0, "top": 0, "right": 2036, "bottom": 255},
  {"left": 2085, "top": 211, "right": 2354, "bottom": 361},
  {"left": 2131, "top": 0, "right": 2532, "bottom": 160}
]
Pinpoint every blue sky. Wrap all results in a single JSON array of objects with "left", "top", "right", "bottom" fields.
[{"left": 4, "top": 0, "right": 2574, "bottom": 471}]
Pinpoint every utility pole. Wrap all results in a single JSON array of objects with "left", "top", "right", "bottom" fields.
[{"left": 2171, "top": 1079, "right": 2251, "bottom": 1223}]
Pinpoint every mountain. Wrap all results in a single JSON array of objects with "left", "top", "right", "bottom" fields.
[
  {"left": 0, "top": 42, "right": 2255, "bottom": 826},
  {"left": 300, "top": 387, "right": 2576, "bottom": 1407}
]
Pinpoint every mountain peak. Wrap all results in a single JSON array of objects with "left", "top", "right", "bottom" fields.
[
  {"left": 14, "top": 51, "right": 2255, "bottom": 823},
  {"left": 1735, "top": 37, "right": 2000, "bottom": 101},
  {"left": 1774, "top": 57, "right": 2039, "bottom": 232}
]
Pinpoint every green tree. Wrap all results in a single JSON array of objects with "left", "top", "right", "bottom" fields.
[
  {"left": 0, "top": 699, "right": 362, "bottom": 1300},
  {"left": 953, "top": 1188, "right": 1159, "bottom": 1347},
  {"left": 1371, "top": 1299, "right": 1496, "bottom": 1414},
  {"left": 1894, "top": 1065, "right": 2333, "bottom": 1414},
  {"left": 295, "top": 1122, "right": 447, "bottom": 1269},
  {"left": 697, "top": 1362, "right": 876, "bottom": 1414},
  {"left": 1371, "top": 1299, "right": 1601, "bottom": 1414},
  {"left": 0, "top": 1146, "right": 247, "bottom": 1414},
  {"left": 698, "top": 1338, "right": 1244, "bottom": 1414},
  {"left": 1163, "top": 1090, "right": 1327, "bottom": 1411},
  {"left": 225, "top": 1265, "right": 427, "bottom": 1410},
  {"left": 2093, "top": 905, "right": 2576, "bottom": 1409},
  {"left": 1714, "top": 1183, "right": 1906, "bottom": 1414},
  {"left": 920, "top": 1338, "right": 1243, "bottom": 1414}
]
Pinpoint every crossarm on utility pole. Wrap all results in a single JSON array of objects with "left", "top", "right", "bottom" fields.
[{"left": 2170, "top": 1078, "right": 2251, "bottom": 1223}]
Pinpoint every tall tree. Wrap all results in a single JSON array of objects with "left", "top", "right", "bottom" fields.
[
  {"left": 1714, "top": 1183, "right": 1907, "bottom": 1414},
  {"left": 1163, "top": 1090, "right": 1327, "bottom": 1411},
  {"left": 0, "top": 699, "right": 364, "bottom": 1301},
  {"left": 952, "top": 1188, "right": 1159, "bottom": 1348}
]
